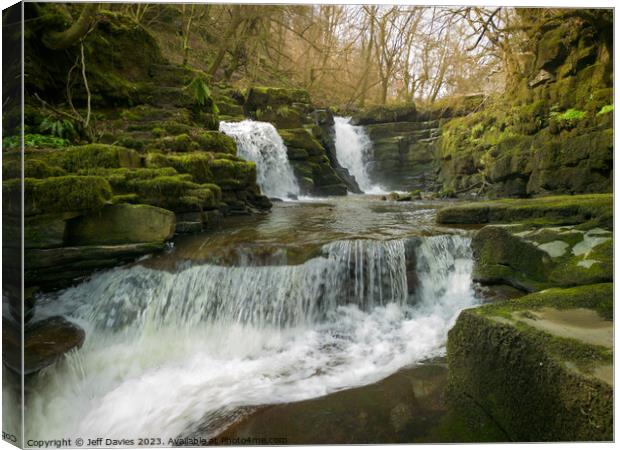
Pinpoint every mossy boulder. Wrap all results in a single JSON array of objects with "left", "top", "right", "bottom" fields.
[
  {"left": 4, "top": 176, "right": 112, "bottom": 216},
  {"left": 255, "top": 106, "right": 308, "bottom": 129},
  {"left": 245, "top": 87, "right": 311, "bottom": 112},
  {"left": 39, "top": 144, "right": 142, "bottom": 172},
  {"left": 472, "top": 223, "right": 612, "bottom": 293},
  {"left": 129, "top": 176, "right": 220, "bottom": 212},
  {"left": 472, "top": 226, "right": 552, "bottom": 292},
  {"left": 352, "top": 103, "right": 417, "bottom": 125},
  {"left": 278, "top": 128, "right": 325, "bottom": 156},
  {"left": 145, "top": 152, "right": 256, "bottom": 189},
  {"left": 447, "top": 284, "right": 612, "bottom": 441},
  {"left": 65, "top": 204, "right": 175, "bottom": 246},
  {"left": 195, "top": 131, "right": 237, "bottom": 154},
  {"left": 3, "top": 159, "right": 66, "bottom": 179}
]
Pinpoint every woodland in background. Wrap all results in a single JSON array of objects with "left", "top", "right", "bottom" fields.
[{"left": 25, "top": 3, "right": 612, "bottom": 109}]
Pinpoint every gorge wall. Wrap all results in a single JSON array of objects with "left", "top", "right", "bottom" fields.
[
  {"left": 348, "top": 12, "right": 612, "bottom": 198},
  {"left": 437, "top": 11, "right": 613, "bottom": 198}
]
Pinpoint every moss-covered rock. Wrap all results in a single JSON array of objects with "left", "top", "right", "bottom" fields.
[
  {"left": 436, "top": 194, "right": 612, "bottom": 229},
  {"left": 352, "top": 103, "right": 418, "bottom": 125},
  {"left": 255, "top": 106, "right": 309, "bottom": 129},
  {"left": 4, "top": 176, "right": 112, "bottom": 216},
  {"left": 145, "top": 152, "right": 256, "bottom": 189},
  {"left": 472, "top": 226, "right": 552, "bottom": 291},
  {"left": 447, "top": 284, "right": 612, "bottom": 441},
  {"left": 38, "top": 144, "right": 142, "bottom": 172},
  {"left": 194, "top": 131, "right": 237, "bottom": 154},
  {"left": 245, "top": 87, "right": 311, "bottom": 112},
  {"left": 3, "top": 159, "right": 66, "bottom": 179},
  {"left": 25, "top": 6, "right": 163, "bottom": 106},
  {"left": 278, "top": 128, "right": 325, "bottom": 155},
  {"left": 23, "top": 215, "right": 69, "bottom": 249},
  {"left": 66, "top": 204, "right": 175, "bottom": 245},
  {"left": 436, "top": 13, "right": 612, "bottom": 198}
]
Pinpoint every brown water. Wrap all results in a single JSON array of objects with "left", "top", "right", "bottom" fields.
[{"left": 145, "top": 195, "right": 464, "bottom": 269}]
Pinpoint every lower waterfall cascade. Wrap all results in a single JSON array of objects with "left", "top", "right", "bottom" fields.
[
  {"left": 219, "top": 120, "right": 300, "bottom": 199},
  {"left": 26, "top": 233, "right": 478, "bottom": 441}
]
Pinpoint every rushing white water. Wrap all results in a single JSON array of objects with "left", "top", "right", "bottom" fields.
[
  {"left": 333, "top": 117, "right": 385, "bottom": 194},
  {"left": 219, "top": 120, "right": 300, "bottom": 199},
  {"left": 26, "top": 235, "right": 477, "bottom": 443}
]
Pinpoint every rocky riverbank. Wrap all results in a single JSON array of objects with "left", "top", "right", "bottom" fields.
[{"left": 438, "top": 194, "right": 613, "bottom": 441}]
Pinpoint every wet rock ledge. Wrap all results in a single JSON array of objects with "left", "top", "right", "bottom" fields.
[{"left": 438, "top": 193, "right": 613, "bottom": 441}]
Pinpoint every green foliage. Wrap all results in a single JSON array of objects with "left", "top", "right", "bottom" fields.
[
  {"left": 597, "top": 104, "right": 614, "bottom": 115},
  {"left": 470, "top": 123, "right": 485, "bottom": 140},
  {"left": 187, "top": 76, "right": 212, "bottom": 107},
  {"left": 3, "top": 134, "right": 70, "bottom": 149},
  {"left": 550, "top": 108, "right": 586, "bottom": 123},
  {"left": 39, "top": 117, "right": 78, "bottom": 140}
]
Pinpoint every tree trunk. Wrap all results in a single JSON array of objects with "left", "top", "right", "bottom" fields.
[
  {"left": 43, "top": 4, "right": 99, "bottom": 50},
  {"left": 207, "top": 6, "right": 244, "bottom": 77}
]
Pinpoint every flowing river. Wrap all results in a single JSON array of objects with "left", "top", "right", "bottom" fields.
[{"left": 25, "top": 196, "right": 480, "bottom": 443}]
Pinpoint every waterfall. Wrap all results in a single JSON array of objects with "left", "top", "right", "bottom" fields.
[
  {"left": 26, "top": 235, "right": 478, "bottom": 442},
  {"left": 333, "top": 117, "right": 385, "bottom": 193},
  {"left": 219, "top": 120, "right": 300, "bottom": 199}
]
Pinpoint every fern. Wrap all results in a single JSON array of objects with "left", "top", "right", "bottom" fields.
[
  {"left": 39, "top": 117, "right": 77, "bottom": 140},
  {"left": 187, "top": 76, "right": 212, "bottom": 107}
]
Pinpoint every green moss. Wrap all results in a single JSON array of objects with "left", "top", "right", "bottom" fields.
[
  {"left": 245, "top": 87, "right": 311, "bottom": 112},
  {"left": 478, "top": 283, "right": 612, "bottom": 320},
  {"left": 278, "top": 128, "right": 324, "bottom": 154},
  {"left": 597, "top": 104, "right": 613, "bottom": 115},
  {"left": 146, "top": 152, "right": 214, "bottom": 183},
  {"left": 194, "top": 131, "right": 237, "bottom": 154},
  {"left": 156, "top": 134, "right": 197, "bottom": 152},
  {"left": 3, "top": 159, "right": 66, "bottom": 179},
  {"left": 447, "top": 291, "right": 613, "bottom": 441},
  {"left": 41, "top": 144, "right": 142, "bottom": 172},
  {"left": 4, "top": 176, "right": 112, "bottom": 216},
  {"left": 437, "top": 194, "right": 612, "bottom": 229},
  {"left": 550, "top": 108, "right": 586, "bottom": 122},
  {"left": 255, "top": 105, "right": 307, "bottom": 128},
  {"left": 472, "top": 225, "right": 551, "bottom": 291},
  {"left": 129, "top": 175, "right": 219, "bottom": 211},
  {"left": 352, "top": 103, "right": 418, "bottom": 125},
  {"left": 209, "top": 158, "right": 257, "bottom": 188},
  {"left": 548, "top": 238, "right": 613, "bottom": 287}
]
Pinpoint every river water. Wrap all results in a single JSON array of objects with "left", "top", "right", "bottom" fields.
[{"left": 26, "top": 195, "right": 479, "bottom": 443}]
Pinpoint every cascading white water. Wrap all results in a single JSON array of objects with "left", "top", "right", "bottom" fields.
[
  {"left": 219, "top": 120, "right": 300, "bottom": 199},
  {"left": 26, "top": 235, "right": 478, "bottom": 443},
  {"left": 333, "top": 117, "right": 385, "bottom": 194}
]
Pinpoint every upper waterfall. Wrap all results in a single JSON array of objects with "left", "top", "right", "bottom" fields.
[
  {"left": 333, "top": 117, "right": 385, "bottom": 194},
  {"left": 220, "top": 120, "right": 300, "bottom": 199}
]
